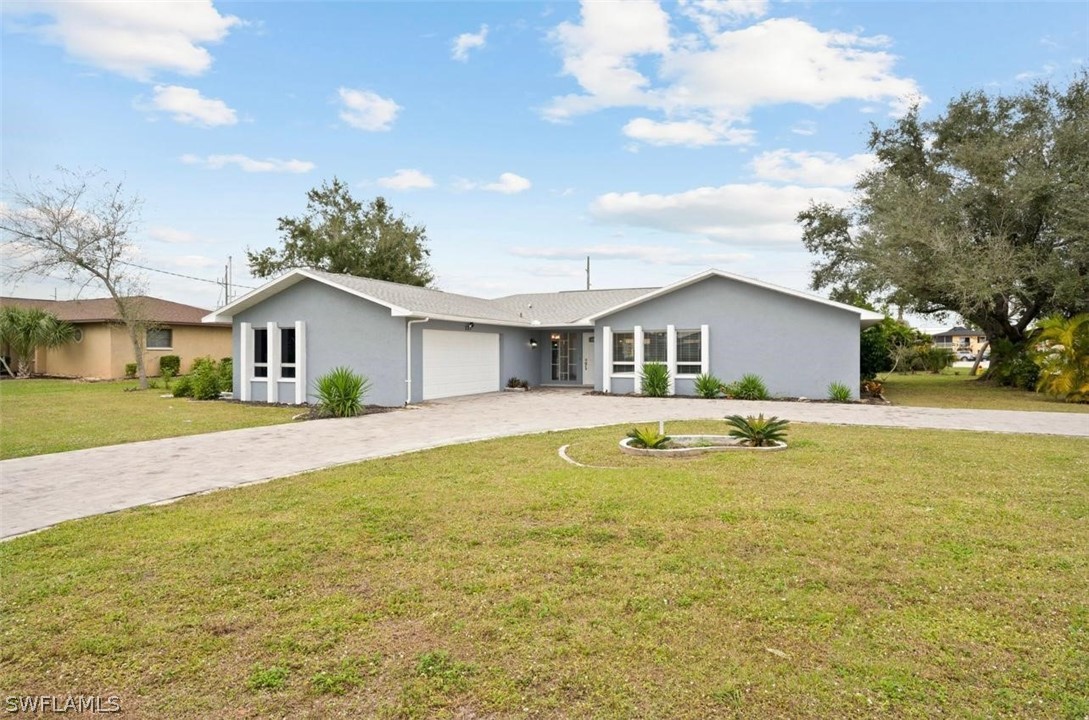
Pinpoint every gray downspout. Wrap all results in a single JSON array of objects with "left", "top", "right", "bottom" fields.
[{"left": 405, "top": 317, "right": 430, "bottom": 405}]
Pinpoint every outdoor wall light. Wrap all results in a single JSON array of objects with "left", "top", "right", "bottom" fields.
[
  {"left": 466, "top": 322, "right": 475, "bottom": 330},
  {"left": 529, "top": 338, "right": 539, "bottom": 348}
]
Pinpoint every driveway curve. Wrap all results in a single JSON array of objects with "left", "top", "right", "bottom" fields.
[{"left": 2, "top": 388, "right": 1086, "bottom": 538}]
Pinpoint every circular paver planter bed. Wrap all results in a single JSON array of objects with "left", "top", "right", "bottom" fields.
[{"left": 619, "top": 435, "right": 787, "bottom": 456}]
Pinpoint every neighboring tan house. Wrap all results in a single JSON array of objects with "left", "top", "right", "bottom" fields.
[
  {"left": 204, "top": 268, "right": 884, "bottom": 404},
  {"left": 0, "top": 296, "right": 231, "bottom": 378},
  {"left": 931, "top": 326, "right": 988, "bottom": 356}
]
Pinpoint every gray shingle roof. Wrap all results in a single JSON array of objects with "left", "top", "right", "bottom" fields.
[{"left": 490, "top": 288, "right": 654, "bottom": 324}]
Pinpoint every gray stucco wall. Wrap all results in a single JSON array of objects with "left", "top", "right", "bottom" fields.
[
  {"left": 595, "top": 275, "right": 860, "bottom": 399},
  {"left": 234, "top": 279, "right": 407, "bottom": 407},
  {"left": 407, "top": 320, "right": 541, "bottom": 403}
]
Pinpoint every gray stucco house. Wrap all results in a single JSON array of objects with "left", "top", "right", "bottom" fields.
[{"left": 203, "top": 268, "right": 883, "bottom": 406}]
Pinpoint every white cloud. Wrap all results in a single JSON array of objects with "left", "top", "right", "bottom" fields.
[
  {"left": 510, "top": 244, "right": 751, "bottom": 266},
  {"left": 377, "top": 169, "right": 435, "bottom": 190},
  {"left": 751, "top": 150, "right": 876, "bottom": 186},
  {"left": 180, "top": 154, "right": 315, "bottom": 173},
  {"left": 337, "top": 88, "right": 401, "bottom": 131},
  {"left": 148, "top": 226, "right": 198, "bottom": 244},
  {"left": 545, "top": 3, "right": 924, "bottom": 145},
  {"left": 622, "top": 117, "right": 755, "bottom": 146},
  {"left": 9, "top": 0, "right": 241, "bottom": 81},
  {"left": 589, "top": 182, "right": 853, "bottom": 244},
  {"left": 143, "top": 85, "right": 237, "bottom": 126},
  {"left": 483, "top": 172, "right": 532, "bottom": 194},
  {"left": 791, "top": 120, "right": 817, "bottom": 136},
  {"left": 452, "top": 24, "right": 488, "bottom": 62}
]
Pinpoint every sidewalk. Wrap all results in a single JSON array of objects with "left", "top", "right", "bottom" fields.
[{"left": 3, "top": 389, "right": 1086, "bottom": 539}]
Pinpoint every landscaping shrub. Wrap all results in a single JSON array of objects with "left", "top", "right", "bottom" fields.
[
  {"left": 506, "top": 377, "right": 529, "bottom": 389},
  {"left": 724, "top": 414, "right": 789, "bottom": 447},
  {"left": 923, "top": 347, "right": 955, "bottom": 373},
  {"left": 693, "top": 372, "right": 724, "bottom": 399},
  {"left": 827, "top": 381, "right": 853, "bottom": 402},
  {"left": 640, "top": 363, "right": 671, "bottom": 397},
  {"left": 158, "top": 355, "right": 181, "bottom": 376},
  {"left": 1032, "top": 313, "right": 1089, "bottom": 403},
  {"left": 315, "top": 366, "right": 371, "bottom": 417},
  {"left": 218, "top": 357, "right": 233, "bottom": 393},
  {"left": 626, "top": 426, "right": 671, "bottom": 449},
  {"left": 189, "top": 359, "right": 225, "bottom": 400},
  {"left": 171, "top": 375, "right": 193, "bottom": 398},
  {"left": 124, "top": 362, "right": 137, "bottom": 378},
  {"left": 733, "top": 373, "right": 770, "bottom": 400},
  {"left": 989, "top": 338, "right": 1040, "bottom": 389}
]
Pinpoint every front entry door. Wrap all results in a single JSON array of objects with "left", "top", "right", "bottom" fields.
[{"left": 582, "top": 333, "right": 595, "bottom": 386}]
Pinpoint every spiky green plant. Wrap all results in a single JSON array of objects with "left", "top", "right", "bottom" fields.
[
  {"left": 625, "top": 426, "right": 671, "bottom": 449},
  {"left": 640, "top": 362, "right": 671, "bottom": 397},
  {"left": 827, "top": 381, "right": 853, "bottom": 402},
  {"left": 693, "top": 372, "right": 724, "bottom": 399},
  {"left": 0, "top": 306, "right": 77, "bottom": 377},
  {"left": 724, "top": 414, "right": 789, "bottom": 447},
  {"left": 315, "top": 366, "right": 372, "bottom": 417},
  {"left": 734, "top": 373, "right": 770, "bottom": 400},
  {"left": 1033, "top": 313, "right": 1089, "bottom": 403}
]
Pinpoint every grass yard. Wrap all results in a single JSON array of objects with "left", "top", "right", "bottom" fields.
[
  {"left": 0, "top": 378, "right": 297, "bottom": 459},
  {"left": 882, "top": 371, "right": 1089, "bottom": 413},
  {"left": 1, "top": 421, "right": 1086, "bottom": 718}
]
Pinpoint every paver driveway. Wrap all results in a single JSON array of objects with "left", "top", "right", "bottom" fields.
[{"left": 2, "top": 388, "right": 1087, "bottom": 538}]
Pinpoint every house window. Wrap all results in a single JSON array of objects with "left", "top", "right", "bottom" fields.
[
  {"left": 612, "top": 332, "right": 635, "bottom": 373},
  {"left": 146, "top": 328, "right": 172, "bottom": 349},
  {"left": 72, "top": 328, "right": 84, "bottom": 343},
  {"left": 676, "top": 330, "right": 702, "bottom": 374},
  {"left": 644, "top": 331, "right": 667, "bottom": 363},
  {"left": 280, "top": 327, "right": 296, "bottom": 379},
  {"left": 253, "top": 328, "right": 268, "bottom": 378}
]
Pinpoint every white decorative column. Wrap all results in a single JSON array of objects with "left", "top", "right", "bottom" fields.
[
  {"left": 700, "top": 324, "right": 710, "bottom": 375},
  {"left": 602, "top": 326, "right": 612, "bottom": 393},
  {"left": 239, "top": 322, "right": 251, "bottom": 402},
  {"left": 266, "top": 321, "right": 279, "bottom": 404},
  {"left": 295, "top": 320, "right": 306, "bottom": 405},
  {"left": 633, "top": 325, "right": 644, "bottom": 394},
  {"left": 666, "top": 324, "right": 677, "bottom": 395}
]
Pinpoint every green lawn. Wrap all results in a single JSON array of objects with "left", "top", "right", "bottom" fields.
[
  {"left": 0, "top": 378, "right": 297, "bottom": 459},
  {"left": 2, "top": 422, "right": 1086, "bottom": 718},
  {"left": 882, "top": 371, "right": 1089, "bottom": 413}
]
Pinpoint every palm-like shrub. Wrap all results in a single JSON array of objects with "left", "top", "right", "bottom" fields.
[
  {"left": 827, "top": 381, "right": 853, "bottom": 402},
  {"left": 1033, "top": 313, "right": 1089, "bottom": 403},
  {"left": 315, "top": 366, "right": 371, "bottom": 417},
  {"left": 0, "top": 306, "right": 77, "bottom": 376},
  {"left": 626, "top": 426, "right": 671, "bottom": 449},
  {"left": 724, "top": 414, "right": 789, "bottom": 447},
  {"left": 693, "top": 372, "right": 724, "bottom": 399},
  {"left": 733, "top": 373, "right": 770, "bottom": 400},
  {"left": 640, "top": 363, "right": 671, "bottom": 397}
]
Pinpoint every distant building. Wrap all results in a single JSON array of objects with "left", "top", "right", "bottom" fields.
[
  {"left": 0, "top": 296, "right": 231, "bottom": 378},
  {"left": 931, "top": 326, "right": 988, "bottom": 356}
]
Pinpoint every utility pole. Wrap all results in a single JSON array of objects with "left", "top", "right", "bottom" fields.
[{"left": 585, "top": 256, "right": 590, "bottom": 290}]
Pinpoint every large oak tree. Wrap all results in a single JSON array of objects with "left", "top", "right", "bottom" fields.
[
  {"left": 246, "top": 178, "right": 434, "bottom": 286},
  {"left": 798, "top": 75, "right": 1089, "bottom": 378}
]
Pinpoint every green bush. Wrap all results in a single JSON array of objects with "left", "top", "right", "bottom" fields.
[
  {"left": 724, "top": 414, "right": 789, "bottom": 447},
  {"left": 693, "top": 373, "right": 723, "bottom": 399},
  {"left": 989, "top": 338, "right": 1040, "bottom": 390},
  {"left": 315, "top": 366, "right": 371, "bottom": 417},
  {"left": 827, "top": 381, "right": 853, "bottom": 402},
  {"left": 733, "top": 373, "right": 770, "bottom": 400},
  {"left": 124, "top": 362, "right": 137, "bottom": 378},
  {"left": 923, "top": 347, "right": 955, "bottom": 373},
  {"left": 189, "top": 361, "right": 224, "bottom": 400},
  {"left": 218, "top": 357, "right": 233, "bottom": 392},
  {"left": 626, "top": 426, "right": 671, "bottom": 449},
  {"left": 171, "top": 375, "right": 193, "bottom": 398},
  {"left": 640, "top": 363, "right": 670, "bottom": 397},
  {"left": 158, "top": 355, "right": 181, "bottom": 376}
]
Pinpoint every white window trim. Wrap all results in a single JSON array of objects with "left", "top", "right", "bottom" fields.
[
  {"left": 603, "top": 324, "right": 710, "bottom": 393},
  {"left": 674, "top": 327, "right": 705, "bottom": 378}
]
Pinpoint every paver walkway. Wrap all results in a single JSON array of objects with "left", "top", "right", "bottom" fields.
[{"left": 2, "top": 389, "right": 1086, "bottom": 538}]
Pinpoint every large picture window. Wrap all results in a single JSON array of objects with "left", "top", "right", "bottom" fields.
[
  {"left": 676, "top": 330, "right": 701, "bottom": 374},
  {"left": 612, "top": 332, "right": 634, "bottom": 373},
  {"left": 146, "top": 328, "right": 172, "bottom": 349},
  {"left": 643, "top": 331, "right": 667, "bottom": 363},
  {"left": 253, "top": 328, "right": 268, "bottom": 378},
  {"left": 280, "top": 327, "right": 296, "bottom": 379}
]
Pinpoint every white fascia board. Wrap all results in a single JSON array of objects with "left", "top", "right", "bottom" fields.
[{"left": 579, "top": 268, "right": 883, "bottom": 327}]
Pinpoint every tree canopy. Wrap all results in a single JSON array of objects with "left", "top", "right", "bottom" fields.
[
  {"left": 0, "top": 306, "right": 77, "bottom": 377},
  {"left": 246, "top": 179, "right": 434, "bottom": 286},
  {"left": 798, "top": 75, "right": 1089, "bottom": 377}
]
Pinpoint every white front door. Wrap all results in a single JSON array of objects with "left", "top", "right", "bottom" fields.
[{"left": 582, "top": 332, "right": 595, "bottom": 386}]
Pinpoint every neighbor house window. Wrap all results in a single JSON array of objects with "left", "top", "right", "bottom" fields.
[
  {"left": 643, "top": 331, "right": 667, "bottom": 363},
  {"left": 280, "top": 327, "right": 296, "bottom": 379},
  {"left": 72, "top": 328, "right": 84, "bottom": 343},
  {"left": 676, "top": 330, "right": 701, "bottom": 374},
  {"left": 612, "top": 332, "right": 635, "bottom": 373},
  {"left": 146, "top": 328, "right": 172, "bottom": 349},
  {"left": 253, "top": 328, "right": 268, "bottom": 378}
]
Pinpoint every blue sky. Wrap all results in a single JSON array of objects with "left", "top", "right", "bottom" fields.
[{"left": 3, "top": 1, "right": 1086, "bottom": 322}]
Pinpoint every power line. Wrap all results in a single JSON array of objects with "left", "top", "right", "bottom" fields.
[{"left": 116, "top": 260, "right": 257, "bottom": 290}]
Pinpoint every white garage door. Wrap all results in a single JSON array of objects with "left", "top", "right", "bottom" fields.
[{"left": 422, "top": 329, "right": 500, "bottom": 400}]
